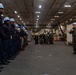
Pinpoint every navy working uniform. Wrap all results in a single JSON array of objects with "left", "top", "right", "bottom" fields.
[
  {"left": 0, "top": 5, "right": 10, "bottom": 66},
  {"left": 20, "top": 27, "right": 26, "bottom": 48},
  {"left": 14, "top": 24, "right": 20, "bottom": 55},
  {"left": 11, "top": 24, "right": 18, "bottom": 56},
  {"left": 10, "top": 20, "right": 17, "bottom": 58},
  {"left": 39, "top": 34, "right": 44, "bottom": 44},
  {"left": 69, "top": 22, "right": 76, "bottom": 54},
  {"left": 0, "top": 3, "right": 7, "bottom": 71},
  {"left": 16, "top": 28, "right": 21, "bottom": 51},
  {"left": 23, "top": 30, "right": 28, "bottom": 46},
  {"left": 45, "top": 33, "right": 49, "bottom": 44},
  {"left": 34, "top": 35, "right": 39, "bottom": 44},
  {"left": 3, "top": 17, "right": 12, "bottom": 61},
  {"left": 0, "top": 3, "right": 28, "bottom": 71},
  {"left": 48, "top": 32, "right": 53, "bottom": 44}
]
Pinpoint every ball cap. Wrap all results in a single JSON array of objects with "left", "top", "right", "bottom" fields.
[
  {"left": 0, "top": 3, "right": 4, "bottom": 9},
  {"left": 20, "top": 25, "right": 24, "bottom": 29},
  {"left": 3, "top": 17, "right": 10, "bottom": 21}
]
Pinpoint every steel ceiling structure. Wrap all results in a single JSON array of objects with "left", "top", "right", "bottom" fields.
[{"left": 0, "top": 0, "right": 76, "bottom": 28}]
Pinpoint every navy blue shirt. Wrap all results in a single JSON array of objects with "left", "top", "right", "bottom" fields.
[{"left": 0, "top": 14, "right": 7, "bottom": 39}]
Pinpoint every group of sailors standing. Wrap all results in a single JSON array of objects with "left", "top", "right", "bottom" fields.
[{"left": 34, "top": 32, "right": 54, "bottom": 45}]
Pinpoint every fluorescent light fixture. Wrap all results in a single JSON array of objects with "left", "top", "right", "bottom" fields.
[
  {"left": 54, "top": 16, "right": 59, "bottom": 18},
  {"left": 39, "top": 5, "right": 42, "bottom": 8},
  {"left": 37, "top": 15, "right": 39, "bottom": 17},
  {"left": 51, "top": 19, "right": 55, "bottom": 20},
  {"left": 20, "top": 18, "right": 22, "bottom": 20},
  {"left": 1, "top": 14, "right": 4, "bottom": 16},
  {"left": 35, "top": 11, "right": 41, "bottom": 14},
  {"left": 14, "top": 11, "right": 17, "bottom": 14},
  {"left": 18, "top": 15, "right": 20, "bottom": 18},
  {"left": 64, "top": 5, "right": 71, "bottom": 7},
  {"left": 70, "top": 19, "right": 72, "bottom": 21},
  {"left": 58, "top": 12, "right": 63, "bottom": 14},
  {"left": 37, "top": 19, "right": 39, "bottom": 20}
]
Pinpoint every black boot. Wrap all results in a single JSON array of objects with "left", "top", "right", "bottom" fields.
[
  {"left": 0, "top": 66, "right": 3, "bottom": 69},
  {"left": 0, "top": 70, "right": 1, "bottom": 72},
  {"left": 1, "top": 62, "right": 9, "bottom": 65},
  {"left": 73, "top": 52, "right": 76, "bottom": 54}
]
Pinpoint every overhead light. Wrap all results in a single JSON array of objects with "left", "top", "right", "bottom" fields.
[
  {"left": 51, "top": 19, "right": 55, "bottom": 20},
  {"left": 35, "top": 11, "right": 41, "bottom": 14},
  {"left": 58, "top": 12, "right": 63, "bottom": 14},
  {"left": 54, "top": 16, "right": 59, "bottom": 18},
  {"left": 39, "top": 5, "right": 42, "bottom": 8},
  {"left": 37, "top": 19, "right": 39, "bottom": 20},
  {"left": 1, "top": 14, "right": 4, "bottom": 16},
  {"left": 14, "top": 11, "right": 17, "bottom": 14},
  {"left": 18, "top": 15, "right": 20, "bottom": 18},
  {"left": 20, "top": 18, "right": 22, "bottom": 20},
  {"left": 70, "top": 19, "right": 72, "bottom": 21},
  {"left": 37, "top": 15, "right": 39, "bottom": 17},
  {"left": 64, "top": 5, "right": 71, "bottom": 7}
]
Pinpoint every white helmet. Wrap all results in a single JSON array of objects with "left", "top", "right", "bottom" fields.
[
  {"left": 0, "top": 3, "right": 4, "bottom": 9},
  {"left": 23, "top": 27, "right": 25, "bottom": 30},
  {"left": 10, "top": 18, "right": 15, "bottom": 22},
  {"left": 15, "top": 24, "right": 19, "bottom": 27},
  {"left": 17, "top": 28, "right": 21, "bottom": 31},
  {"left": 3, "top": 17, "right": 10, "bottom": 22}
]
